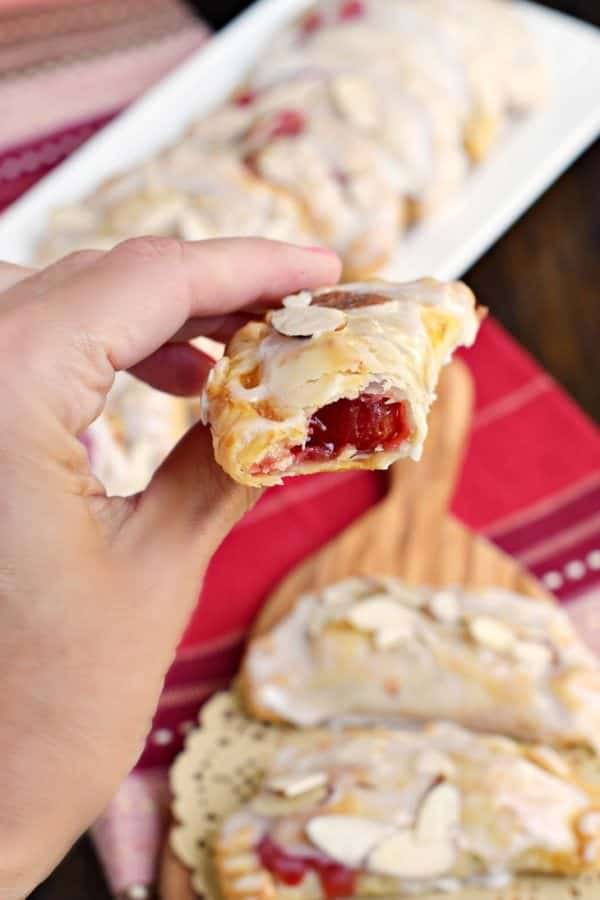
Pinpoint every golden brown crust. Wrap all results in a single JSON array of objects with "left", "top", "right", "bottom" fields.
[
  {"left": 214, "top": 826, "right": 277, "bottom": 900},
  {"left": 203, "top": 280, "right": 481, "bottom": 488}
]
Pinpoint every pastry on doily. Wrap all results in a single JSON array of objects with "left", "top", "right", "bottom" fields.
[
  {"left": 87, "top": 372, "right": 191, "bottom": 496},
  {"left": 213, "top": 722, "right": 600, "bottom": 899},
  {"left": 241, "top": 575, "right": 600, "bottom": 749},
  {"left": 36, "top": 146, "right": 314, "bottom": 266},
  {"left": 200, "top": 278, "right": 481, "bottom": 487}
]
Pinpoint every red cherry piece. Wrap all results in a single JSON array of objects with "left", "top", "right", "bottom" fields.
[
  {"left": 258, "top": 837, "right": 307, "bottom": 886},
  {"left": 339, "top": 0, "right": 365, "bottom": 20},
  {"left": 258, "top": 837, "right": 357, "bottom": 897},
  {"left": 234, "top": 89, "right": 256, "bottom": 107},
  {"left": 269, "top": 109, "right": 306, "bottom": 138},
  {"left": 302, "top": 10, "right": 324, "bottom": 33},
  {"left": 297, "top": 395, "right": 410, "bottom": 461},
  {"left": 319, "top": 862, "right": 357, "bottom": 898}
]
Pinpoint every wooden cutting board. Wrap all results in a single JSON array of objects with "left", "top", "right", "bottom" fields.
[
  {"left": 254, "top": 358, "right": 551, "bottom": 636},
  {"left": 162, "top": 359, "right": 590, "bottom": 900}
]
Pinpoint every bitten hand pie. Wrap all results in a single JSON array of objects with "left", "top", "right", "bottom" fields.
[
  {"left": 241, "top": 575, "right": 600, "bottom": 750},
  {"left": 214, "top": 723, "right": 600, "bottom": 899},
  {"left": 201, "top": 278, "right": 481, "bottom": 487}
]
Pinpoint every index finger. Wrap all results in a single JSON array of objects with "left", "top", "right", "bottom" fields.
[
  {"left": 46, "top": 237, "right": 341, "bottom": 372},
  {"left": 19, "top": 237, "right": 341, "bottom": 433}
]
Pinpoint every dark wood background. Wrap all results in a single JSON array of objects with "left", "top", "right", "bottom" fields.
[{"left": 30, "top": 1, "right": 600, "bottom": 899}]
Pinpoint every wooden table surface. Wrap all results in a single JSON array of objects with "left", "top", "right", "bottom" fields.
[{"left": 30, "top": 1, "right": 599, "bottom": 898}]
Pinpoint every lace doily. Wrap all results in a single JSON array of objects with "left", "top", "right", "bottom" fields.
[
  {"left": 170, "top": 691, "right": 600, "bottom": 899},
  {"left": 170, "top": 690, "right": 285, "bottom": 896}
]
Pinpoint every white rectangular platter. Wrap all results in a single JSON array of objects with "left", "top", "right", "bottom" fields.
[{"left": 0, "top": 0, "right": 599, "bottom": 281}]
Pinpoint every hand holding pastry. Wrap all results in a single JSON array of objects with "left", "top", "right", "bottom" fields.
[
  {"left": 0, "top": 237, "right": 340, "bottom": 899},
  {"left": 202, "top": 278, "right": 483, "bottom": 486}
]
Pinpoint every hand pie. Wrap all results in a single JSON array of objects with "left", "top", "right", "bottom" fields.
[
  {"left": 252, "top": 0, "right": 546, "bottom": 166},
  {"left": 190, "top": 75, "right": 409, "bottom": 276},
  {"left": 249, "top": 6, "right": 471, "bottom": 218},
  {"left": 36, "top": 0, "right": 547, "bottom": 277},
  {"left": 36, "top": 146, "right": 313, "bottom": 266},
  {"left": 214, "top": 723, "right": 600, "bottom": 899},
  {"left": 87, "top": 372, "right": 190, "bottom": 496},
  {"left": 241, "top": 576, "right": 600, "bottom": 750},
  {"left": 201, "top": 278, "right": 481, "bottom": 487}
]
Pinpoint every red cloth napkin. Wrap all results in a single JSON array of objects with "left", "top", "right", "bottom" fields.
[{"left": 1, "top": 3, "right": 599, "bottom": 897}]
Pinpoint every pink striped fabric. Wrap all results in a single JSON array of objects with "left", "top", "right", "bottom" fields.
[{"left": 0, "top": 0, "right": 210, "bottom": 210}]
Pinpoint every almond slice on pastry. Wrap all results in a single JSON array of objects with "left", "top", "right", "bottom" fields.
[
  {"left": 201, "top": 278, "right": 482, "bottom": 487},
  {"left": 240, "top": 576, "right": 600, "bottom": 750},
  {"left": 214, "top": 723, "right": 600, "bottom": 899}
]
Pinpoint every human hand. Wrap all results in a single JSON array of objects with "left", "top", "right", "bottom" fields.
[{"left": 0, "top": 237, "right": 340, "bottom": 898}]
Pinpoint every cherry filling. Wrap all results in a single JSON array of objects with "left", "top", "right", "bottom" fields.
[
  {"left": 301, "top": 10, "right": 324, "bottom": 33},
  {"left": 338, "top": 0, "right": 366, "bottom": 21},
  {"left": 268, "top": 109, "right": 307, "bottom": 138},
  {"left": 234, "top": 89, "right": 257, "bottom": 107},
  {"left": 258, "top": 836, "right": 357, "bottom": 898},
  {"left": 294, "top": 394, "right": 410, "bottom": 462}
]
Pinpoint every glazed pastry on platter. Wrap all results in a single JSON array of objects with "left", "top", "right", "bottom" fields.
[
  {"left": 87, "top": 372, "right": 190, "bottom": 496},
  {"left": 241, "top": 575, "right": 600, "bottom": 749},
  {"left": 201, "top": 278, "right": 481, "bottom": 487},
  {"left": 247, "top": 4, "right": 471, "bottom": 217},
  {"left": 252, "top": 0, "right": 547, "bottom": 164},
  {"left": 188, "top": 74, "right": 410, "bottom": 276},
  {"left": 36, "top": 0, "right": 547, "bottom": 278},
  {"left": 36, "top": 146, "right": 313, "bottom": 266},
  {"left": 214, "top": 723, "right": 600, "bottom": 899}
]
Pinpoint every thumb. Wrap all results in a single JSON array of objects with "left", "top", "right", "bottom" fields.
[{"left": 119, "top": 421, "right": 259, "bottom": 566}]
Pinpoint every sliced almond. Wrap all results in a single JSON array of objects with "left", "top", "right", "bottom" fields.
[
  {"left": 346, "top": 597, "right": 417, "bottom": 636},
  {"left": 511, "top": 640, "right": 552, "bottom": 675},
  {"left": 429, "top": 591, "right": 460, "bottom": 624},
  {"left": 373, "top": 577, "right": 424, "bottom": 608},
  {"left": 468, "top": 616, "right": 515, "bottom": 653},
  {"left": 330, "top": 75, "right": 379, "bottom": 131},
  {"left": 415, "top": 782, "right": 461, "bottom": 843},
  {"left": 321, "top": 578, "right": 368, "bottom": 607},
  {"left": 253, "top": 785, "right": 326, "bottom": 816},
  {"left": 282, "top": 290, "right": 313, "bottom": 309},
  {"left": 526, "top": 746, "right": 571, "bottom": 780},
  {"left": 374, "top": 624, "right": 413, "bottom": 649},
  {"left": 267, "top": 771, "right": 328, "bottom": 798},
  {"left": 367, "top": 829, "right": 456, "bottom": 879},
  {"left": 306, "top": 815, "right": 391, "bottom": 867},
  {"left": 269, "top": 305, "right": 347, "bottom": 338}
]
